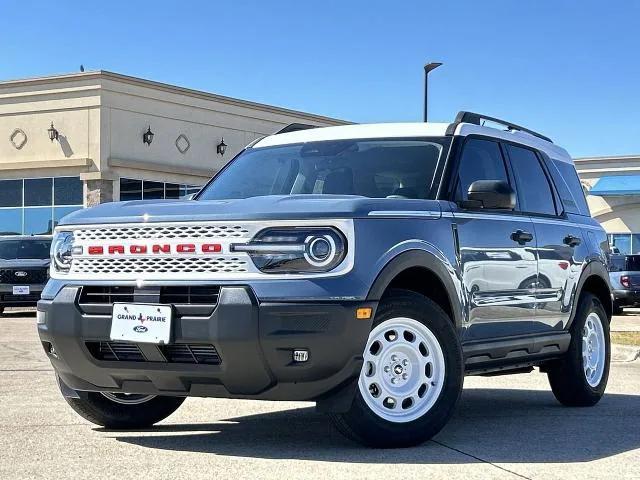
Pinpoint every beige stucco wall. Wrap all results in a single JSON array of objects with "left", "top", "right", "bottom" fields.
[
  {"left": 0, "top": 71, "right": 347, "bottom": 202},
  {"left": 575, "top": 156, "right": 640, "bottom": 234}
]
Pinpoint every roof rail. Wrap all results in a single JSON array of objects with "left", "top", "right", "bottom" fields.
[
  {"left": 447, "top": 111, "right": 552, "bottom": 143},
  {"left": 274, "top": 123, "right": 319, "bottom": 135}
]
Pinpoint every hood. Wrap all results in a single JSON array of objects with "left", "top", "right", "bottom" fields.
[
  {"left": 0, "top": 258, "right": 50, "bottom": 268},
  {"left": 58, "top": 195, "right": 444, "bottom": 226}
]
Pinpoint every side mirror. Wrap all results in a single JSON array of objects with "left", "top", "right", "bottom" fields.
[{"left": 465, "top": 180, "right": 516, "bottom": 210}]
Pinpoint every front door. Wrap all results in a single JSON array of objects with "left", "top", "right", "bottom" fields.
[{"left": 451, "top": 138, "right": 538, "bottom": 341}]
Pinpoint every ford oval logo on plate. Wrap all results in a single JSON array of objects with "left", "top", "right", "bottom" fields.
[
  {"left": 14, "top": 271, "right": 27, "bottom": 277},
  {"left": 133, "top": 325, "right": 148, "bottom": 333}
]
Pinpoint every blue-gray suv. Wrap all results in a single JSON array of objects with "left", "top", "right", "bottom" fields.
[{"left": 37, "top": 112, "right": 612, "bottom": 447}]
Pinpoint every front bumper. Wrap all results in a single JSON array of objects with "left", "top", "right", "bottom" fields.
[
  {"left": 37, "top": 285, "right": 375, "bottom": 403},
  {"left": 613, "top": 289, "right": 640, "bottom": 306},
  {"left": 0, "top": 284, "right": 45, "bottom": 307}
]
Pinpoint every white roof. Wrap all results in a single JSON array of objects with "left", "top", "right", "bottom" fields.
[{"left": 253, "top": 121, "right": 573, "bottom": 163}]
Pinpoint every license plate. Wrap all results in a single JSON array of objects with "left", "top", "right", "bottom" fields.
[
  {"left": 13, "top": 286, "right": 30, "bottom": 295},
  {"left": 110, "top": 303, "right": 172, "bottom": 344}
]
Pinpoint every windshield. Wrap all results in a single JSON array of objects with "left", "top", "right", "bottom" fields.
[
  {"left": 198, "top": 138, "right": 448, "bottom": 200},
  {"left": 0, "top": 239, "right": 52, "bottom": 260}
]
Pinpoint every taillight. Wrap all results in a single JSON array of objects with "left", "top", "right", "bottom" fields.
[{"left": 621, "top": 275, "right": 631, "bottom": 288}]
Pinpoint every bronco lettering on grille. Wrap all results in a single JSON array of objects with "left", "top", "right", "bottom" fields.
[{"left": 88, "top": 243, "right": 223, "bottom": 255}]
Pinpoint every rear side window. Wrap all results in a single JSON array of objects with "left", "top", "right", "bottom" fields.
[
  {"left": 455, "top": 139, "right": 509, "bottom": 201},
  {"left": 548, "top": 159, "right": 590, "bottom": 216},
  {"left": 506, "top": 144, "right": 556, "bottom": 216}
]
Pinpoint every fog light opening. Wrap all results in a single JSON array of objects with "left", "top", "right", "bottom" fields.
[{"left": 42, "top": 341, "right": 57, "bottom": 358}]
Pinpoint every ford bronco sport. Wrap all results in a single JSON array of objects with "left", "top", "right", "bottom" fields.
[{"left": 38, "top": 111, "right": 612, "bottom": 447}]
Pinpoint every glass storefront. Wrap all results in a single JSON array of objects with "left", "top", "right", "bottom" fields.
[
  {"left": 608, "top": 233, "right": 640, "bottom": 255},
  {"left": 119, "top": 178, "right": 201, "bottom": 201},
  {"left": 0, "top": 177, "right": 83, "bottom": 236}
]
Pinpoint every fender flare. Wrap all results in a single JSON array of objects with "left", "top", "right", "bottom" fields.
[
  {"left": 568, "top": 260, "right": 612, "bottom": 329},
  {"left": 365, "top": 249, "right": 463, "bottom": 330}
]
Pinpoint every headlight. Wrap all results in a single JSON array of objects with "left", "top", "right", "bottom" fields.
[
  {"left": 232, "top": 227, "right": 346, "bottom": 273},
  {"left": 51, "top": 231, "right": 76, "bottom": 273}
]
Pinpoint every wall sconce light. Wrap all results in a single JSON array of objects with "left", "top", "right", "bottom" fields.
[
  {"left": 47, "top": 122, "right": 59, "bottom": 142},
  {"left": 142, "top": 126, "right": 154, "bottom": 146},
  {"left": 217, "top": 137, "right": 227, "bottom": 156}
]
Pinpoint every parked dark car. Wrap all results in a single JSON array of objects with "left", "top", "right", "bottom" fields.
[
  {"left": 609, "top": 254, "right": 640, "bottom": 314},
  {"left": 0, "top": 236, "right": 51, "bottom": 315}
]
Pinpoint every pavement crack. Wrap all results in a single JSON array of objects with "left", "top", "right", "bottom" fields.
[{"left": 432, "top": 439, "right": 532, "bottom": 479}]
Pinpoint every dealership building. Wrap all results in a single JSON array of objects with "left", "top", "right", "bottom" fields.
[
  {"left": 2, "top": 71, "right": 638, "bottom": 248},
  {"left": 575, "top": 155, "right": 640, "bottom": 254},
  {"left": 0, "top": 71, "right": 345, "bottom": 236}
]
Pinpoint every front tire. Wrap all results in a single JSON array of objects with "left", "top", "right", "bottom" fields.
[
  {"left": 330, "top": 289, "right": 463, "bottom": 448},
  {"left": 547, "top": 293, "right": 610, "bottom": 407},
  {"left": 64, "top": 390, "right": 185, "bottom": 429}
]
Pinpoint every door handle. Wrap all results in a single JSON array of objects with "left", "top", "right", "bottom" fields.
[
  {"left": 564, "top": 234, "right": 582, "bottom": 247},
  {"left": 511, "top": 230, "right": 534, "bottom": 245}
]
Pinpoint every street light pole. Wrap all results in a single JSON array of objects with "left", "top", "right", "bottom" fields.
[{"left": 423, "top": 62, "right": 442, "bottom": 122}]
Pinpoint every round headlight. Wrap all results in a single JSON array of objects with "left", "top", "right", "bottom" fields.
[
  {"left": 52, "top": 232, "right": 75, "bottom": 273},
  {"left": 236, "top": 227, "right": 346, "bottom": 273},
  {"left": 305, "top": 235, "right": 336, "bottom": 267}
]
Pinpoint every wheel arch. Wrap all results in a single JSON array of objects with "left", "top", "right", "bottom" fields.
[
  {"left": 366, "top": 250, "right": 462, "bottom": 331},
  {"left": 570, "top": 261, "right": 613, "bottom": 327}
]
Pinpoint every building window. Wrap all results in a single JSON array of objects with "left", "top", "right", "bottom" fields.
[
  {"left": 0, "top": 176, "right": 84, "bottom": 236},
  {"left": 607, "top": 233, "right": 640, "bottom": 255},
  {"left": 119, "top": 178, "right": 201, "bottom": 201},
  {"left": 143, "top": 181, "right": 165, "bottom": 200}
]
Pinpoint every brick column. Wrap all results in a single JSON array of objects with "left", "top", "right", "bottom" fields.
[{"left": 84, "top": 179, "right": 114, "bottom": 207}]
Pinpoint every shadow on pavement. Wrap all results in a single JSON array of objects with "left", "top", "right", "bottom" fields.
[
  {"left": 0, "top": 310, "right": 36, "bottom": 318},
  {"left": 111, "top": 387, "right": 640, "bottom": 463}
]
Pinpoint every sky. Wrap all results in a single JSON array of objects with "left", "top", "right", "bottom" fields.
[{"left": 1, "top": 0, "right": 639, "bottom": 158}]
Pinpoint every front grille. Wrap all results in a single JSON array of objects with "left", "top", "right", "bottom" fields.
[
  {"left": 0, "top": 293, "right": 41, "bottom": 303},
  {"left": 160, "top": 344, "right": 221, "bottom": 365},
  {"left": 159, "top": 286, "right": 220, "bottom": 305},
  {"left": 70, "top": 257, "right": 249, "bottom": 275},
  {"left": 79, "top": 286, "right": 135, "bottom": 304},
  {"left": 86, "top": 341, "right": 146, "bottom": 362},
  {"left": 74, "top": 224, "right": 251, "bottom": 241},
  {"left": 86, "top": 341, "right": 221, "bottom": 365},
  {"left": 0, "top": 268, "right": 48, "bottom": 284},
  {"left": 78, "top": 285, "right": 221, "bottom": 317}
]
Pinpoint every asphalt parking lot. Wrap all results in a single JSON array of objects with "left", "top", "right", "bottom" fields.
[{"left": 1, "top": 310, "right": 638, "bottom": 480}]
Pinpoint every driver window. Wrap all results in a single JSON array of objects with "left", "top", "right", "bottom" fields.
[{"left": 455, "top": 139, "right": 510, "bottom": 201}]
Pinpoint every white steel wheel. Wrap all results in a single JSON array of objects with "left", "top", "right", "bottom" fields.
[
  {"left": 582, "top": 312, "right": 606, "bottom": 387},
  {"left": 358, "top": 317, "right": 446, "bottom": 423}
]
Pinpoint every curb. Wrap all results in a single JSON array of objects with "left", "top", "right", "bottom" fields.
[{"left": 612, "top": 343, "right": 640, "bottom": 362}]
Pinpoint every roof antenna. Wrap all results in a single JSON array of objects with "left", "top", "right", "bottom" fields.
[{"left": 423, "top": 62, "right": 442, "bottom": 122}]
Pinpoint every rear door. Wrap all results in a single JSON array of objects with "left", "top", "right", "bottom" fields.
[{"left": 503, "top": 144, "right": 586, "bottom": 332}]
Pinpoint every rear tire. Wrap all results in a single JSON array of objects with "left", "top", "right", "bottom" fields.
[
  {"left": 613, "top": 303, "right": 623, "bottom": 315},
  {"left": 64, "top": 390, "right": 185, "bottom": 429},
  {"left": 547, "top": 293, "right": 610, "bottom": 407},
  {"left": 0, "top": 306, "right": 4, "bottom": 316},
  {"left": 330, "top": 289, "right": 463, "bottom": 448}
]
